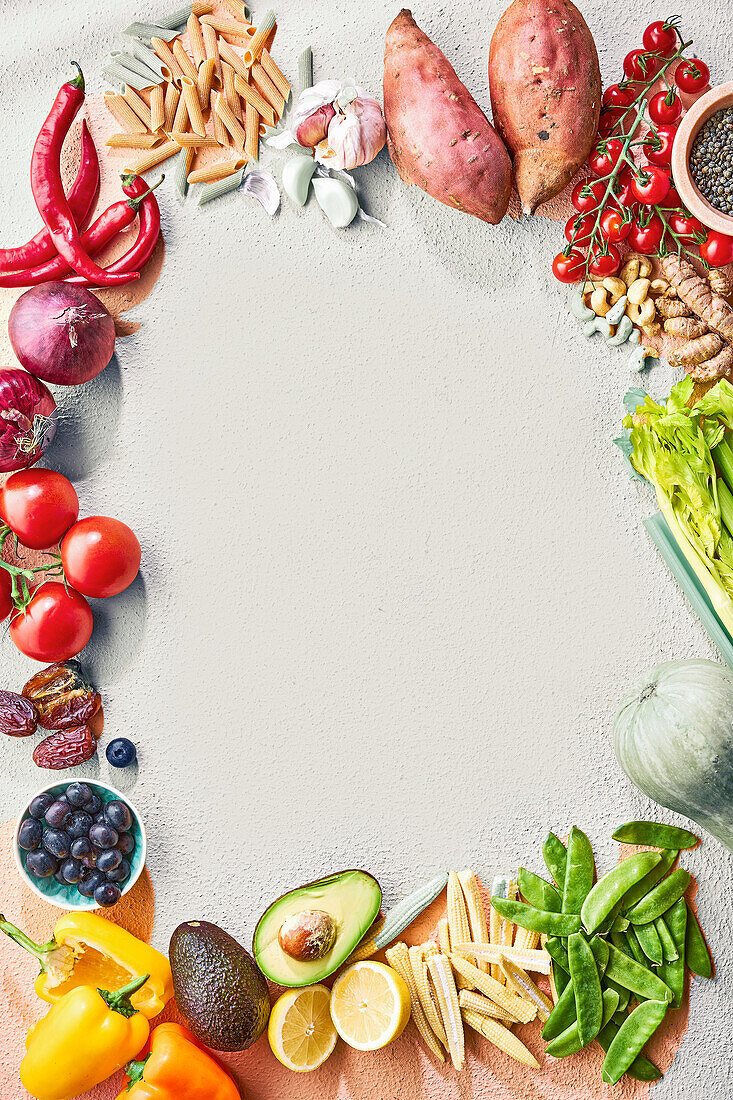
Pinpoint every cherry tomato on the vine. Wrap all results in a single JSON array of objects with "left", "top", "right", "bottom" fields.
[
  {"left": 61, "top": 516, "right": 141, "bottom": 599},
  {"left": 631, "top": 164, "right": 670, "bottom": 205},
  {"left": 675, "top": 58, "right": 710, "bottom": 95},
  {"left": 627, "top": 214, "right": 665, "bottom": 254},
  {"left": 699, "top": 231, "right": 733, "bottom": 267},
  {"left": 589, "top": 138, "right": 625, "bottom": 177},
  {"left": 10, "top": 582, "right": 93, "bottom": 663},
  {"left": 0, "top": 469, "right": 79, "bottom": 551},
  {"left": 667, "top": 211, "right": 704, "bottom": 242},
  {"left": 648, "top": 89, "right": 682, "bottom": 125},
  {"left": 598, "top": 111, "right": 618, "bottom": 138},
  {"left": 572, "top": 178, "right": 606, "bottom": 213},
  {"left": 552, "top": 250, "right": 586, "bottom": 283},
  {"left": 564, "top": 213, "right": 595, "bottom": 247},
  {"left": 603, "top": 83, "right": 636, "bottom": 110},
  {"left": 643, "top": 124, "right": 678, "bottom": 167},
  {"left": 642, "top": 19, "right": 680, "bottom": 57},
  {"left": 612, "top": 167, "right": 637, "bottom": 208},
  {"left": 0, "top": 571, "right": 12, "bottom": 622},
  {"left": 623, "top": 49, "right": 663, "bottom": 83},
  {"left": 600, "top": 207, "right": 632, "bottom": 244},
  {"left": 588, "top": 244, "right": 622, "bottom": 278},
  {"left": 662, "top": 177, "right": 682, "bottom": 209}
]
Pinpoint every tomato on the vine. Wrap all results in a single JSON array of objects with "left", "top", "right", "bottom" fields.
[
  {"left": 675, "top": 59, "right": 710, "bottom": 95},
  {"left": 603, "top": 83, "right": 636, "bottom": 110},
  {"left": 667, "top": 211, "right": 704, "bottom": 242},
  {"left": 598, "top": 111, "right": 618, "bottom": 138},
  {"left": 623, "top": 49, "right": 663, "bottom": 83},
  {"left": 643, "top": 124, "right": 678, "bottom": 167},
  {"left": 0, "top": 571, "right": 12, "bottom": 622},
  {"left": 631, "top": 165, "right": 670, "bottom": 205},
  {"left": 599, "top": 207, "right": 632, "bottom": 244},
  {"left": 61, "top": 516, "right": 141, "bottom": 599},
  {"left": 642, "top": 19, "right": 680, "bottom": 57},
  {"left": 0, "top": 469, "right": 79, "bottom": 551},
  {"left": 588, "top": 244, "right": 621, "bottom": 278},
  {"left": 571, "top": 178, "right": 606, "bottom": 213},
  {"left": 564, "top": 213, "right": 595, "bottom": 247},
  {"left": 10, "top": 582, "right": 93, "bottom": 663},
  {"left": 699, "top": 231, "right": 733, "bottom": 267},
  {"left": 552, "top": 250, "right": 585, "bottom": 283},
  {"left": 612, "top": 167, "right": 636, "bottom": 208},
  {"left": 627, "top": 214, "right": 665, "bottom": 254},
  {"left": 662, "top": 177, "right": 682, "bottom": 208},
  {"left": 589, "top": 138, "right": 625, "bottom": 176},
  {"left": 648, "top": 89, "right": 682, "bottom": 125}
]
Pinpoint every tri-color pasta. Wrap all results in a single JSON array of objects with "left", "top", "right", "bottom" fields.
[
  {"left": 104, "top": 92, "right": 147, "bottom": 134},
  {"left": 181, "top": 75, "right": 206, "bottom": 136},
  {"left": 150, "top": 84, "right": 165, "bottom": 131},
  {"left": 126, "top": 139, "right": 181, "bottom": 175},
  {"left": 187, "top": 157, "right": 246, "bottom": 183},
  {"left": 243, "top": 9, "right": 275, "bottom": 66},
  {"left": 187, "top": 12, "right": 207, "bottom": 65},
  {"left": 106, "top": 132, "right": 165, "bottom": 148},
  {"left": 122, "top": 85, "right": 153, "bottom": 130}
]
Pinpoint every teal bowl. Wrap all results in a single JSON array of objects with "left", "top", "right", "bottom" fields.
[{"left": 13, "top": 779, "right": 146, "bottom": 911}]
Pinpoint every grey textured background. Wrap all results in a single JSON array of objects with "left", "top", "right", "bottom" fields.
[{"left": 2, "top": 1, "right": 732, "bottom": 1094}]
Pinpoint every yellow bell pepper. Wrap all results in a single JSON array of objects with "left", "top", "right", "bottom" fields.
[
  {"left": 21, "top": 974, "right": 151, "bottom": 1100},
  {"left": 0, "top": 911, "right": 172, "bottom": 1018}
]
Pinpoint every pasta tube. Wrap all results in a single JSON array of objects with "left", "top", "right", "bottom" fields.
[{"left": 104, "top": 92, "right": 147, "bottom": 134}]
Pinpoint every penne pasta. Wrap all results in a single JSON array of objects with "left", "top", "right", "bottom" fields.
[
  {"left": 233, "top": 73, "right": 275, "bottom": 125},
  {"left": 202, "top": 22, "right": 222, "bottom": 86},
  {"left": 172, "top": 38, "right": 199, "bottom": 84},
  {"left": 106, "top": 132, "right": 164, "bottom": 148},
  {"left": 187, "top": 157, "right": 246, "bottom": 183},
  {"left": 129, "top": 38, "right": 172, "bottom": 82},
  {"left": 213, "top": 90, "right": 246, "bottom": 150},
  {"left": 104, "top": 92, "right": 147, "bottom": 134},
  {"left": 172, "top": 90, "right": 189, "bottom": 133},
  {"left": 110, "top": 50, "right": 161, "bottom": 86},
  {"left": 200, "top": 15, "right": 253, "bottom": 39},
  {"left": 217, "top": 37, "right": 249, "bottom": 81},
  {"left": 151, "top": 37, "right": 185, "bottom": 83},
  {"left": 222, "top": 0, "right": 249, "bottom": 19},
  {"left": 298, "top": 46, "right": 313, "bottom": 94},
  {"left": 251, "top": 63, "right": 284, "bottom": 115},
  {"left": 197, "top": 56, "right": 216, "bottom": 109},
  {"left": 181, "top": 74, "right": 206, "bottom": 136},
  {"left": 260, "top": 48, "right": 290, "bottom": 100},
  {"left": 243, "top": 9, "right": 275, "bottom": 66},
  {"left": 126, "top": 139, "right": 181, "bottom": 174},
  {"left": 258, "top": 121, "right": 268, "bottom": 137},
  {"left": 244, "top": 100, "right": 259, "bottom": 160},
  {"left": 150, "top": 84, "right": 166, "bottom": 131},
  {"left": 191, "top": 1, "right": 213, "bottom": 15},
  {"left": 123, "top": 22, "right": 178, "bottom": 42},
  {"left": 187, "top": 12, "right": 207, "bottom": 65},
  {"left": 168, "top": 131, "right": 220, "bottom": 146},
  {"left": 174, "top": 145, "right": 196, "bottom": 196},
  {"left": 213, "top": 104, "right": 229, "bottom": 146},
  {"left": 122, "top": 84, "right": 153, "bottom": 130},
  {"left": 198, "top": 166, "right": 246, "bottom": 203},
  {"left": 164, "top": 81, "right": 181, "bottom": 130},
  {"left": 155, "top": 3, "right": 212, "bottom": 31},
  {"left": 221, "top": 62, "right": 242, "bottom": 121}
]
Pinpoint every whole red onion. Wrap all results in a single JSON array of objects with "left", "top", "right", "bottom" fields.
[
  {"left": 8, "top": 282, "right": 115, "bottom": 387},
  {"left": 0, "top": 368, "right": 57, "bottom": 472}
]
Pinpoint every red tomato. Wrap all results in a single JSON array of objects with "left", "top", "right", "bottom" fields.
[
  {"left": 598, "top": 111, "right": 618, "bottom": 138},
  {"left": 642, "top": 19, "right": 680, "bottom": 57},
  {"left": 699, "top": 231, "right": 733, "bottom": 267},
  {"left": 663, "top": 177, "right": 682, "bottom": 208},
  {"left": 631, "top": 165, "right": 670, "bottom": 205},
  {"left": 667, "top": 211, "right": 704, "bottom": 242},
  {"left": 612, "top": 167, "right": 636, "bottom": 207},
  {"left": 675, "top": 58, "right": 710, "bottom": 95},
  {"left": 623, "top": 49, "right": 663, "bottom": 83},
  {"left": 648, "top": 89, "right": 682, "bottom": 125},
  {"left": 599, "top": 207, "right": 632, "bottom": 244},
  {"left": 552, "top": 250, "right": 586, "bottom": 283},
  {"left": 627, "top": 214, "right": 665, "bottom": 254},
  {"left": 588, "top": 244, "right": 621, "bottom": 278},
  {"left": 10, "top": 582, "right": 93, "bottom": 663},
  {"left": 589, "top": 138, "right": 625, "bottom": 177},
  {"left": 0, "top": 469, "right": 79, "bottom": 550},
  {"left": 0, "top": 571, "right": 12, "bottom": 622},
  {"left": 565, "top": 213, "right": 595, "bottom": 247},
  {"left": 61, "top": 516, "right": 141, "bottom": 599},
  {"left": 572, "top": 178, "right": 606, "bottom": 213},
  {"left": 603, "top": 83, "right": 636, "bottom": 109},
  {"left": 643, "top": 124, "right": 677, "bottom": 167}
]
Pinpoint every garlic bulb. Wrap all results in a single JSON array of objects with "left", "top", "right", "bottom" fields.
[{"left": 315, "top": 95, "right": 386, "bottom": 171}]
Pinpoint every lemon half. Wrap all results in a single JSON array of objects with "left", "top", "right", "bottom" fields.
[
  {"left": 268, "top": 984, "right": 338, "bottom": 1072},
  {"left": 329, "top": 961, "right": 411, "bottom": 1050}
]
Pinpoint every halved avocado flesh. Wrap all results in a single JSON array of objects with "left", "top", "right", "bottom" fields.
[{"left": 253, "top": 869, "right": 381, "bottom": 987}]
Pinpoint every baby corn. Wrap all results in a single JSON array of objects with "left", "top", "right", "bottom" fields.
[
  {"left": 451, "top": 943, "right": 552, "bottom": 975},
  {"left": 427, "top": 951, "right": 465, "bottom": 1070},
  {"left": 457, "top": 868, "right": 491, "bottom": 974},
  {"left": 458, "top": 988, "right": 518, "bottom": 1024},
  {"left": 461, "top": 1011, "right": 540, "bottom": 1069},
  {"left": 346, "top": 914, "right": 385, "bottom": 963},
  {"left": 409, "top": 945, "right": 447, "bottom": 1048},
  {"left": 386, "top": 943, "right": 445, "bottom": 1062},
  {"left": 499, "top": 956, "right": 553, "bottom": 1023},
  {"left": 437, "top": 918, "right": 452, "bottom": 956},
  {"left": 448, "top": 953, "right": 536, "bottom": 1023}
]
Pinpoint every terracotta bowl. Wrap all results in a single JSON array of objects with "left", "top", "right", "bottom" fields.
[{"left": 672, "top": 82, "right": 733, "bottom": 234}]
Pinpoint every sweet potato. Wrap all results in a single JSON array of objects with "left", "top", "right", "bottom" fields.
[
  {"left": 489, "top": 0, "right": 601, "bottom": 214},
  {"left": 383, "top": 9, "right": 512, "bottom": 225}
]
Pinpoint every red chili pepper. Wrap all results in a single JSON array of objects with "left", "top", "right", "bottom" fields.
[
  {"left": 67, "top": 173, "right": 163, "bottom": 284},
  {"left": 0, "top": 176, "right": 161, "bottom": 288},
  {"left": 30, "top": 63, "right": 138, "bottom": 287},
  {"left": 0, "top": 122, "right": 99, "bottom": 273}
]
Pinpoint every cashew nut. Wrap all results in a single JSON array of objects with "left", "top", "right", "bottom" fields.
[
  {"left": 590, "top": 287, "right": 612, "bottom": 316},
  {"left": 606, "top": 295, "right": 628, "bottom": 326},
  {"left": 620, "top": 253, "right": 653, "bottom": 288},
  {"left": 582, "top": 316, "right": 612, "bottom": 339},
  {"left": 602, "top": 276, "right": 626, "bottom": 304},
  {"left": 569, "top": 287, "right": 595, "bottom": 322},
  {"left": 626, "top": 298, "right": 656, "bottom": 330},
  {"left": 627, "top": 278, "right": 651, "bottom": 305}
]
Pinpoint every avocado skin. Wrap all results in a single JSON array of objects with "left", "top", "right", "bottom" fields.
[{"left": 170, "top": 920, "right": 270, "bottom": 1051}]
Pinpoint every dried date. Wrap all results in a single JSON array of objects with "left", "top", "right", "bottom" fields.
[
  {"left": 0, "top": 690, "right": 38, "bottom": 737},
  {"left": 32, "top": 725, "right": 97, "bottom": 770},
  {"left": 22, "top": 661, "right": 101, "bottom": 731}
]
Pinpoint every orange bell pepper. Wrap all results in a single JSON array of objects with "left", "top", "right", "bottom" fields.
[{"left": 118, "top": 1022, "right": 241, "bottom": 1100}]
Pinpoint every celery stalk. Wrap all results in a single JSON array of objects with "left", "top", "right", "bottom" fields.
[
  {"left": 719, "top": 478, "right": 733, "bottom": 540},
  {"left": 713, "top": 437, "right": 733, "bottom": 495}
]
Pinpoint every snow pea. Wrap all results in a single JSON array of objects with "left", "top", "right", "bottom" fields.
[
  {"left": 601, "top": 999, "right": 668, "bottom": 1085},
  {"left": 568, "top": 933, "right": 603, "bottom": 1046},
  {"left": 604, "top": 976, "right": 630, "bottom": 1014},
  {"left": 589, "top": 933, "right": 609, "bottom": 975},
  {"left": 605, "top": 943, "right": 673, "bottom": 1004},
  {"left": 654, "top": 916, "right": 679, "bottom": 964},
  {"left": 627, "top": 869, "right": 691, "bottom": 926},
  {"left": 659, "top": 897, "right": 687, "bottom": 1009},
  {"left": 612, "top": 820, "right": 699, "bottom": 850},
  {"left": 625, "top": 925, "right": 650, "bottom": 967},
  {"left": 634, "top": 920, "right": 664, "bottom": 965},
  {"left": 581, "top": 851, "right": 660, "bottom": 934},
  {"left": 489, "top": 897, "right": 581, "bottom": 936},
  {"left": 518, "top": 867, "right": 562, "bottom": 912},
  {"left": 611, "top": 915, "right": 630, "bottom": 933},
  {"left": 545, "top": 988, "right": 619, "bottom": 1057},
  {"left": 622, "top": 848, "right": 678, "bottom": 911},
  {"left": 597, "top": 1020, "right": 662, "bottom": 1082},
  {"left": 685, "top": 903, "right": 712, "bottom": 979},
  {"left": 543, "top": 832, "right": 567, "bottom": 891},
  {"left": 562, "top": 827, "right": 595, "bottom": 915},
  {"left": 544, "top": 936, "right": 569, "bottom": 974},
  {"left": 541, "top": 978, "right": 576, "bottom": 1040}
]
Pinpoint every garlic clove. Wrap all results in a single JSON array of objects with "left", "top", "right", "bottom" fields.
[
  {"left": 282, "top": 156, "right": 317, "bottom": 207},
  {"left": 312, "top": 176, "right": 359, "bottom": 228}
]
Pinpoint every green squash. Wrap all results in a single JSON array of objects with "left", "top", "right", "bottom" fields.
[{"left": 614, "top": 659, "right": 733, "bottom": 854}]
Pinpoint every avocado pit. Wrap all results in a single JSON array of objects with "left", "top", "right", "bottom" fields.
[{"left": 278, "top": 909, "right": 337, "bottom": 962}]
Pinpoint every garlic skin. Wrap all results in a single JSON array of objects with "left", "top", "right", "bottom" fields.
[
  {"left": 295, "top": 103, "right": 336, "bottom": 148},
  {"left": 315, "top": 96, "right": 386, "bottom": 171}
]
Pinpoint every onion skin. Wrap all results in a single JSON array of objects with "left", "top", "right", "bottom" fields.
[
  {"left": 0, "top": 369, "right": 57, "bottom": 473},
  {"left": 8, "top": 282, "right": 115, "bottom": 387}
]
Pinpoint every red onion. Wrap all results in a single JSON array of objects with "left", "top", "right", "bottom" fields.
[
  {"left": 8, "top": 282, "right": 115, "bottom": 387},
  {"left": 0, "top": 369, "right": 57, "bottom": 473}
]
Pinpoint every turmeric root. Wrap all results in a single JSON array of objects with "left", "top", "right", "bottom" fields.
[
  {"left": 663, "top": 316, "right": 710, "bottom": 339},
  {"left": 709, "top": 268, "right": 733, "bottom": 298},
  {"left": 656, "top": 297, "right": 692, "bottom": 318},
  {"left": 691, "top": 342, "right": 733, "bottom": 382},
  {"left": 668, "top": 331, "right": 723, "bottom": 368},
  {"left": 661, "top": 254, "right": 733, "bottom": 344}
]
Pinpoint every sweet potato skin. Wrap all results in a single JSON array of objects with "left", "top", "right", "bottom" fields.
[
  {"left": 384, "top": 9, "right": 512, "bottom": 224},
  {"left": 489, "top": 0, "right": 601, "bottom": 214}
]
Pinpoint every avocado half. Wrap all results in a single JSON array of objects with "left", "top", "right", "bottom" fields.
[{"left": 253, "top": 869, "right": 382, "bottom": 987}]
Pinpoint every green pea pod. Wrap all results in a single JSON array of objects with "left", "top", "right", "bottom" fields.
[
  {"left": 627, "top": 869, "right": 691, "bottom": 925},
  {"left": 634, "top": 920, "right": 664, "bottom": 965},
  {"left": 581, "top": 851, "right": 661, "bottom": 934},
  {"left": 568, "top": 933, "right": 603, "bottom": 1046},
  {"left": 544, "top": 936, "right": 569, "bottom": 974},
  {"left": 610, "top": 927, "right": 634, "bottom": 959},
  {"left": 601, "top": 999, "right": 668, "bottom": 1085},
  {"left": 597, "top": 1020, "right": 662, "bottom": 1082},
  {"left": 626, "top": 925, "right": 651, "bottom": 967},
  {"left": 545, "top": 988, "right": 619, "bottom": 1057},
  {"left": 541, "top": 979, "right": 576, "bottom": 1040},
  {"left": 685, "top": 903, "right": 712, "bottom": 979},
  {"left": 612, "top": 820, "right": 699, "bottom": 849},
  {"left": 611, "top": 915, "right": 630, "bottom": 933},
  {"left": 543, "top": 832, "right": 567, "bottom": 890},
  {"left": 605, "top": 943, "right": 673, "bottom": 1004},
  {"left": 659, "top": 897, "right": 687, "bottom": 1009},
  {"left": 518, "top": 867, "right": 562, "bottom": 913},
  {"left": 562, "top": 827, "right": 595, "bottom": 915},
  {"left": 654, "top": 916, "right": 679, "bottom": 964},
  {"left": 622, "top": 849, "right": 678, "bottom": 911},
  {"left": 489, "top": 897, "right": 581, "bottom": 936},
  {"left": 604, "top": 976, "right": 630, "bottom": 1014},
  {"left": 589, "top": 934, "right": 609, "bottom": 975},
  {"left": 595, "top": 901, "right": 623, "bottom": 938}
]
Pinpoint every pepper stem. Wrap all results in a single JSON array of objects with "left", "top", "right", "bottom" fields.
[
  {"left": 0, "top": 915, "right": 58, "bottom": 970},
  {"left": 126, "top": 175, "right": 165, "bottom": 210},
  {"left": 123, "top": 1055, "right": 150, "bottom": 1090},
  {"left": 69, "top": 62, "right": 85, "bottom": 92},
  {"left": 98, "top": 973, "right": 150, "bottom": 1018}
]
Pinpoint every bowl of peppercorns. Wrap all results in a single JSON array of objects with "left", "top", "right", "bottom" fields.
[
  {"left": 673, "top": 82, "right": 733, "bottom": 233},
  {"left": 13, "top": 779, "right": 146, "bottom": 910}
]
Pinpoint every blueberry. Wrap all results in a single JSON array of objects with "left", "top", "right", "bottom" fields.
[
  {"left": 66, "top": 810, "right": 93, "bottom": 839},
  {"left": 80, "top": 852, "right": 97, "bottom": 870},
  {"left": 104, "top": 800, "right": 132, "bottom": 833},
  {"left": 96, "top": 848, "right": 122, "bottom": 874},
  {"left": 94, "top": 811, "right": 107, "bottom": 824},
  {"left": 54, "top": 869, "right": 68, "bottom": 885},
  {"left": 86, "top": 794, "right": 103, "bottom": 816},
  {"left": 26, "top": 850, "right": 58, "bottom": 878},
  {"left": 116, "top": 833, "right": 135, "bottom": 856},
  {"left": 42, "top": 828, "right": 71, "bottom": 860},
  {"left": 66, "top": 782, "right": 93, "bottom": 808},
  {"left": 44, "top": 801, "right": 71, "bottom": 829},
  {"left": 28, "top": 792, "right": 55, "bottom": 819},
  {"left": 70, "top": 836, "right": 92, "bottom": 859},
  {"left": 105, "top": 858, "right": 131, "bottom": 884},
  {"left": 60, "top": 858, "right": 82, "bottom": 884},
  {"left": 94, "top": 882, "right": 121, "bottom": 908},
  {"left": 106, "top": 738, "right": 136, "bottom": 768},
  {"left": 77, "top": 869, "right": 105, "bottom": 898},
  {"left": 89, "top": 823, "right": 118, "bottom": 849},
  {"left": 18, "top": 818, "right": 43, "bottom": 851}
]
